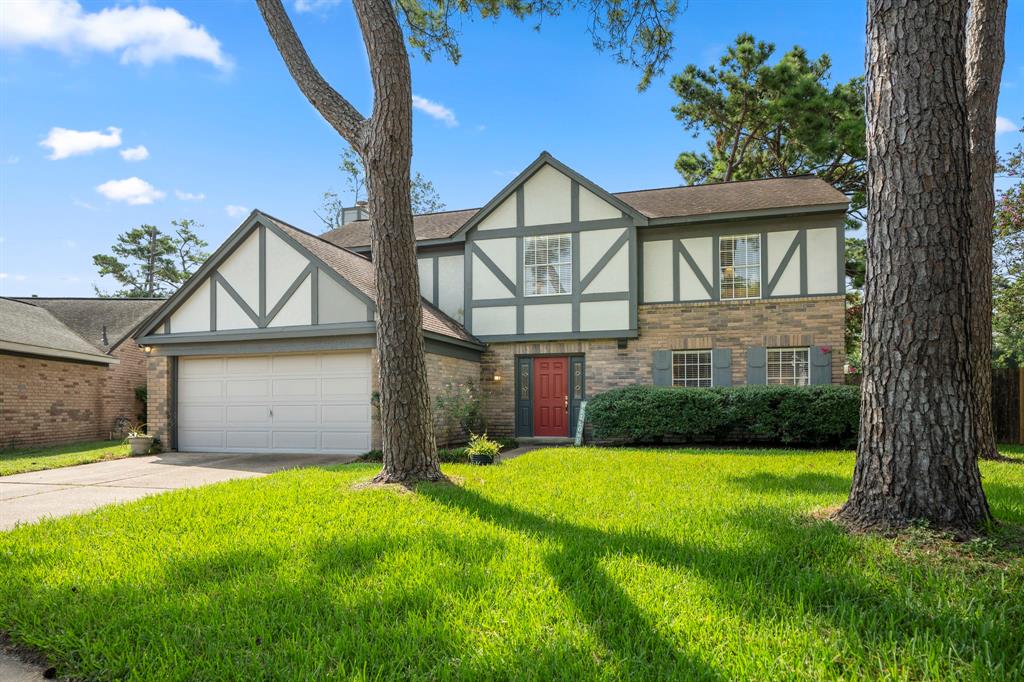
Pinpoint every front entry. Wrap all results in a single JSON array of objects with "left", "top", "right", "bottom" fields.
[{"left": 532, "top": 356, "right": 569, "bottom": 437}]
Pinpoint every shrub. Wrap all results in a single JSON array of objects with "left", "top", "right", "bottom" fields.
[
  {"left": 587, "top": 384, "right": 860, "bottom": 448},
  {"left": 466, "top": 433, "right": 502, "bottom": 458},
  {"left": 433, "top": 382, "right": 485, "bottom": 446}
]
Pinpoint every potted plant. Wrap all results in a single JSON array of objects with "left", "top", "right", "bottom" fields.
[
  {"left": 125, "top": 423, "right": 153, "bottom": 456},
  {"left": 467, "top": 433, "right": 501, "bottom": 465}
]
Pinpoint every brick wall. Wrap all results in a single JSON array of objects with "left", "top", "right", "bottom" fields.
[
  {"left": 0, "top": 340, "right": 151, "bottom": 450},
  {"left": 0, "top": 354, "right": 107, "bottom": 449},
  {"left": 146, "top": 355, "right": 174, "bottom": 449},
  {"left": 425, "top": 352, "right": 482, "bottom": 446},
  {"left": 478, "top": 296, "right": 846, "bottom": 437}
]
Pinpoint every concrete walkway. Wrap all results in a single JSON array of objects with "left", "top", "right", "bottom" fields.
[{"left": 0, "top": 452, "right": 356, "bottom": 531}]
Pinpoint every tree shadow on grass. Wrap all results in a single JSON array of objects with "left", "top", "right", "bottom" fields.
[
  {"left": 418, "top": 483, "right": 1021, "bottom": 679},
  {"left": 727, "top": 471, "right": 850, "bottom": 496}
]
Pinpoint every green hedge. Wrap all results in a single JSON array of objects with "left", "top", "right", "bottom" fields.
[{"left": 586, "top": 384, "right": 860, "bottom": 448}]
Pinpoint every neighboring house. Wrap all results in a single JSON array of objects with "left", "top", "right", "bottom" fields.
[
  {"left": 136, "top": 152, "right": 847, "bottom": 454},
  {"left": 1, "top": 297, "right": 163, "bottom": 448}
]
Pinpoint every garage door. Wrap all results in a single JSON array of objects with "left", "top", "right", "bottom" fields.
[{"left": 177, "top": 351, "right": 372, "bottom": 454}]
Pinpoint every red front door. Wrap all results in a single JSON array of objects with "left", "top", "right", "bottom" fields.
[{"left": 533, "top": 356, "right": 569, "bottom": 437}]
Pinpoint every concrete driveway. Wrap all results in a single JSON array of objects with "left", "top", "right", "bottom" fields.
[{"left": 0, "top": 452, "right": 357, "bottom": 531}]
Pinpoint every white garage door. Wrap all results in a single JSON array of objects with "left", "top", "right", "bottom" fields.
[{"left": 177, "top": 351, "right": 372, "bottom": 454}]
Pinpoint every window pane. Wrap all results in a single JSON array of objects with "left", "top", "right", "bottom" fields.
[
  {"left": 767, "top": 348, "right": 809, "bottom": 386},
  {"left": 720, "top": 235, "right": 761, "bottom": 300},
  {"left": 524, "top": 234, "right": 572, "bottom": 296},
  {"left": 672, "top": 350, "right": 713, "bottom": 387}
]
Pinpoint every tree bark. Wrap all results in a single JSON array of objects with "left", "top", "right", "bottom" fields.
[
  {"left": 966, "top": 0, "right": 1007, "bottom": 460},
  {"left": 256, "top": 0, "right": 444, "bottom": 483},
  {"left": 835, "top": 0, "right": 990, "bottom": 536}
]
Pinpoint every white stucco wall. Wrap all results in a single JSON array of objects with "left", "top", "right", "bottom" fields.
[
  {"left": 523, "top": 165, "right": 571, "bottom": 226},
  {"left": 472, "top": 306, "right": 517, "bottom": 335},
  {"left": 642, "top": 240, "right": 673, "bottom": 302},
  {"left": 218, "top": 230, "right": 260, "bottom": 311},
  {"left": 806, "top": 228, "right": 838, "bottom": 294},
  {"left": 478, "top": 195, "right": 517, "bottom": 230},
  {"left": 265, "top": 229, "right": 309, "bottom": 309},
  {"left": 583, "top": 243, "right": 629, "bottom": 294},
  {"left": 578, "top": 186, "right": 621, "bottom": 221},
  {"left": 579, "top": 228, "right": 625, "bottom": 277},
  {"left": 472, "top": 253, "right": 514, "bottom": 299},
  {"left": 437, "top": 255, "right": 464, "bottom": 322},
  {"left": 267, "top": 275, "right": 311, "bottom": 327},
  {"left": 318, "top": 270, "right": 368, "bottom": 324},
  {"left": 170, "top": 279, "right": 211, "bottom": 333},
  {"left": 523, "top": 303, "right": 572, "bottom": 334},
  {"left": 580, "top": 300, "right": 629, "bottom": 332},
  {"left": 215, "top": 282, "right": 256, "bottom": 330}
]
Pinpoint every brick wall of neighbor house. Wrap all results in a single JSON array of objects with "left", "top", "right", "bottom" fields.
[
  {"left": 425, "top": 351, "right": 482, "bottom": 446},
  {"left": 0, "top": 354, "right": 108, "bottom": 449},
  {"left": 100, "top": 341, "right": 148, "bottom": 429},
  {"left": 146, "top": 355, "right": 174, "bottom": 449},
  {"left": 478, "top": 296, "right": 846, "bottom": 438}
]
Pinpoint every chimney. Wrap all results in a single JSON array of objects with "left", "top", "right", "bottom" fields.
[{"left": 341, "top": 201, "right": 370, "bottom": 226}]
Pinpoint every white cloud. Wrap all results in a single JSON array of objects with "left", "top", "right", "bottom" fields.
[
  {"left": 225, "top": 204, "right": 248, "bottom": 218},
  {"left": 96, "top": 177, "right": 165, "bottom": 205},
  {"left": 72, "top": 198, "right": 96, "bottom": 210},
  {"left": 120, "top": 144, "right": 149, "bottom": 161},
  {"left": 175, "top": 189, "right": 205, "bottom": 201},
  {"left": 996, "top": 116, "right": 1019, "bottom": 135},
  {"left": 294, "top": 0, "right": 342, "bottom": 11},
  {"left": 412, "top": 95, "right": 458, "bottom": 127},
  {"left": 0, "top": 0, "right": 232, "bottom": 70},
  {"left": 0, "top": 273, "right": 28, "bottom": 281},
  {"left": 41, "top": 126, "right": 121, "bottom": 159}
]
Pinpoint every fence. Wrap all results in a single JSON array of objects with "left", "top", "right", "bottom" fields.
[{"left": 993, "top": 367, "right": 1024, "bottom": 445}]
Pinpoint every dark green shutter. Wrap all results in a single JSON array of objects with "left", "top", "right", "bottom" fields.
[
  {"left": 810, "top": 346, "right": 832, "bottom": 384},
  {"left": 746, "top": 347, "right": 766, "bottom": 385},
  {"left": 652, "top": 350, "right": 672, "bottom": 386},
  {"left": 712, "top": 348, "right": 732, "bottom": 386},
  {"left": 515, "top": 357, "right": 533, "bottom": 436}
]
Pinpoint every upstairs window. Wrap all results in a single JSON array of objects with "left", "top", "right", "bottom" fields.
[
  {"left": 720, "top": 235, "right": 761, "bottom": 299},
  {"left": 767, "top": 347, "right": 809, "bottom": 386},
  {"left": 672, "top": 350, "right": 713, "bottom": 387},
  {"left": 524, "top": 234, "right": 572, "bottom": 296}
]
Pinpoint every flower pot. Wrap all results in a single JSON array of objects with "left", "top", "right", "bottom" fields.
[
  {"left": 128, "top": 436, "right": 153, "bottom": 456},
  {"left": 470, "top": 453, "right": 494, "bottom": 465}
]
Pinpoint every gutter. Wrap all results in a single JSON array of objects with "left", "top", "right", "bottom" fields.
[{"left": 0, "top": 340, "right": 119, "bottom": 365}]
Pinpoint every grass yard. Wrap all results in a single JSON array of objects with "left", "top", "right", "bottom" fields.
[
  {"left": 1, "top": 447, "right": 1022, "bottom": 680},
  {"left": 0, "top": 440, "right": 130, "bottom": 477}
]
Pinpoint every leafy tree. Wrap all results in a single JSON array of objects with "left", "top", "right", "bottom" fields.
[
  {"left": 993, "top": 122, "right": 1024, "bottom": 366},
  {"left": 93, "top": 220, "right": 209, "bottom": 298},
  {"left": 316, "top": 147, "right": 445, "bottom": 232},
  {"left": 670, "top": 34, "right": 866, "bottom": 226},
  {"left": 256, "top": 0, "right": 680, "bottom": 484}
]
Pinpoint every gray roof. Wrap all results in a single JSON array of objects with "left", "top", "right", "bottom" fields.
[
  {"left": 322, "top": 175, "right": 848, "bottom": 249},
  {"left": 0, "top": 298, "right": 116, "bottom": 364},
  {"left": 13, "top": 297, "right": 165, "bottom": 352}
]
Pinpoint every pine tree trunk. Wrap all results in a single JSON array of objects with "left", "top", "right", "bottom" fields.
[
  {"left": 966, "top": 0, "right": 1007, "bottom": 461},
  {"left": 355, "top": 0, "right": 443, "bottom": 484},
  {"left": 835, "top": 0, "right": 990, "bottom": 536},
  {"left": 255, "top": 0, "right": 443, "bottom": 483}
]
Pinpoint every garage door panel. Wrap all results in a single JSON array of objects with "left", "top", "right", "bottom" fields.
[
  {"left": 178, "top": 379, "right": 224, "bottom": 401},
  {"left": 272, "top": 378, "right": 318, "bottom": 398},
  {"left": 179, "top": 404, "right": 225, "bottom": 425},
  {"left": 226, "top": 379, "right": 270, "bottom": 400},
  {"left": 271, "top": 404, "right": 318, "bottom": 423},
  {"left": 226, "top": 431, "right": 271, "bottom": 449},
  {"left": 178, "top": 351, "right": 372, "bottom": 455},
  {"left": 226, "top": 356, "right": 270, "bottom": 374},
  {"left": 322, "top": 431, "right": 371, "bottom": 451},
  {"left": 322, "top": 404, "right": 370, "bottom": 425},
  {"left": 178, "top": 430, "right": 225, "bottom": 450},
  {"left": 225, "top": 404, "right": 270, "bottom": 424},
  {"left": 323, "top": 376, "right": 371, "bottom": 398},
  {"left": 272, "top": 354, "right": 319, "bottom": 374}
]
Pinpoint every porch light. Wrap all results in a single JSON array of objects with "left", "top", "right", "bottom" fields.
[
  {"left": 493, "top": 372, "right": 502, "bottom": 382},
  {"left": 143, "top": 346, "right": 152, "bottom": 353}
]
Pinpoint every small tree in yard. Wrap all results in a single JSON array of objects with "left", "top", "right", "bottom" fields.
[
  {"left": 256, "top": 0, "right": 680, "bottom": 484},
  {"left": 93, "top": 219, "right": 208, "bottom": 298}
]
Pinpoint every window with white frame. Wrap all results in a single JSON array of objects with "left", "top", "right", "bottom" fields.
[
  {"left": 720, "top": 234, "right": 761, "bottom": 299},
  {"left": 767, "top": 347, "right": 809, "bottom": 385},
  {"left": 524, "top": 234, "right": 572, "bottom": 296},
  {"left": 672, "top": 350, "right": 713, "bottom": 387}
]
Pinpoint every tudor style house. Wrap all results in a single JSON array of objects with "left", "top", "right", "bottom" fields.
[{"left": 136, "top": 152, "right": 847, "bottom": 454}]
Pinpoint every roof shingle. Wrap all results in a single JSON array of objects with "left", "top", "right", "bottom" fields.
[
  {"left": 13, "top": 297, "right": 164, "bottom": 352},
  {"left": 0, "top": 298, "right": 115, "bottom": 363}
]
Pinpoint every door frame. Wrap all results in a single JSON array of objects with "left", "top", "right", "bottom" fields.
[{"left": 514, "top": 353, "right": 585, "bottom": 437}]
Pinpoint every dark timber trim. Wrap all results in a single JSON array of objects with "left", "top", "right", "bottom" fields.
[
  {"left": 470, "top": 243, "right": 516, "bottom": 295},
  {"left": 764, "top": 230, "right": 802, "bottom": 297}
]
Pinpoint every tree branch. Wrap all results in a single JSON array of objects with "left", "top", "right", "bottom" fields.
[{"left": 255, "top": 0, "right": 368, "bottom": 150}]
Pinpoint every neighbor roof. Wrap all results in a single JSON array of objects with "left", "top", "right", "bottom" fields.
[
  {"left": 0, "top": 298, "right": 117, "bottom": 364},
  {"left": 257, "top": 213, "right": 481, "bottom": 346},
  {"left": 13, "top": 297, "right": 164, "bottom": 353},
  {"left": 322, "top": 175, "right": 848, "bottom": 249}
]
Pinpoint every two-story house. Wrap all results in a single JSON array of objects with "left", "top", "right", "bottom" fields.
[{"left": 136, "top": 152, "right": 847, "bottom": 453}]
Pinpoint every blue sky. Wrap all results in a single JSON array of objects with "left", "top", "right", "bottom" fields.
[{"left": 1, "top": 0, "right": 1021, "bottom": 297}]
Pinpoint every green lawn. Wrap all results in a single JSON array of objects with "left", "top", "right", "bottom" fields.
[
  {"left": 1, "top": 447, "right": 1022, "bottom": 680},
  {"left": 0, "top": 440, "right": 130, "bottom": 476}
]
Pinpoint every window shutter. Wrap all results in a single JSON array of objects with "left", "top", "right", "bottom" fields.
[
  {"left": 746, "top": 347, "right": 766, "bottom": 385},
  {"left": 652, "top": 350, "right": 673, "bottom": 386},
  {"left": 810, "top": 346, "right": 832, "bottom": 385},
  {"left": 515, "top": 357, "right": 533, "bottom": 436},
  {"left": 712, "top": 348, "right": 732, "bottom": 387}
]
